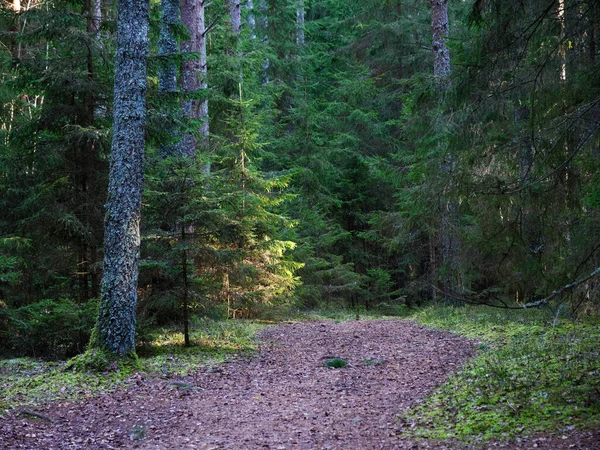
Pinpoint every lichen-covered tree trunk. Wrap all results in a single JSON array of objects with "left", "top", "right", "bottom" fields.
[
  {"left": 180, "top": 0, "right": 209, "bottom": 156},
  {"left": 431, "top": 0, "right": 459, "bottom": 303},
  {"left": 158, "top": 0, "right": 181, "bottom": 157},
  {"left": 92, "top": 0, "right": 149, "bottom": 356},
  {"left": 159, "top": 0, "right": 179, "bottom": 94},
  {"left": 431, "top": 0, "right": 450, "bottom": 79},
  {"left": 229, "top": 0, "right": 242, "bottom": 36},
  {"left": 296, "top": 0, "right": 305, "bottom": 46}
]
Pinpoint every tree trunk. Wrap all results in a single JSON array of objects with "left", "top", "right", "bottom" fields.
[
  {"left": 92, "top": 0, "right": 149, "bottom": 356},
  {"left": 91, "top": 245, "right": 100, "bottom": 298},
  {"left": 181, "top": 225, "right": 190, "bottom": 346},
  {"left": 440, "top": 194, "right": 460, "bottom": 303},
  {"left": 159, "top": 0, "right": 179, "bottom": 94},
  {"left": 158, "top": 0, "right": 181, "bottom": 157},
  {"left": 88, "top": 0, "right": 101, "bottom": 35},
  {"left": 247, "top": 0, "right": 256, "bottom": 39},
  {"left": 515, "top": 104, "right": 540, "bottom": 256},
  {"left": 429, "top": 231, "right": 438, "bottom": 303},
  {"left": 515, "top": 105, "right": 533, "bottom": 183},
  {"left": 78, "top": 0, "right": 102, "bottom": 304},
  {"left": 587, "top": 0, "right": 598, "bottom": 63},
  {"left": 180, "top": 0, "right": 209, "bottom": 157},
  {"left": 10, "top": 0, "right": 21, "bottom": 60},
  {"left": 431, "top": 0, "right": 451, "bottom": 80},
  {"left": 229, "top": 0, "right": 242, "bottom": 36},
  {"left": 431, "top": 0, "right": 459, "bottom": 303},
  {"left": 259, "top": 0, "right": 270, "bottom": 83},
  {"left": 296, "top": 0, "right": 305, "bottom": 46}
]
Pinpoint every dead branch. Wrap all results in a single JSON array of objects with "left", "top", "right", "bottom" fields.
[
  {"left": 429, "top": 266, "right": 600, "bottom": 310},
  {"left": 520, "top": 266, "right": 600, "bottom": 309}
]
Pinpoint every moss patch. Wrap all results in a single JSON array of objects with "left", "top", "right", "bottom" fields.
[
  {"left": 402, "top": 306, "right": 600, "bottom": 443},
  {"left": 0, "top": 318, "right": 267, "bottom": 413}
]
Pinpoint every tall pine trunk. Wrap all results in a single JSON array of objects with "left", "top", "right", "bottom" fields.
[
  {"left": 431, "top": 0, "right": 451, "bottom": 79},
  {"left": 159, "top": 0, "right": 180, "bottom": 157},
  {"left": 431, "top": 0, "right": 459, "bottom": 303},
  {"left": 247, "top": 0, "right": 256, "bottom": 39},
  {"left": 159, "top": 0, "right": 179, "bottom": 95},
  {"left": 78, "top": 0, "right": 102, "bottom": 304},
  {"left": 259, "top": 0, "right": 270, "bottom": 83},
  {"left": 229, "top": 0, "right": 242, "bottom": 36},
  {"left": 296, "top": 0, "right": 305, "bottom": 46},
  {"left": 180, "top": 0, "right": 209, "bottom": 156},
  {"left": 92, "top": 0, "right": 149, "bottom": 356}
]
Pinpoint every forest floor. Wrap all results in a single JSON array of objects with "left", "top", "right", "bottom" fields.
[{"left": 1, "top": 319, "right": 599, "bottom": 449}]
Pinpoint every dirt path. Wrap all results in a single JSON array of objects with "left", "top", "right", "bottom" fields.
[{"left": 1, "top": 320, "right": 598, "bottom": 449}]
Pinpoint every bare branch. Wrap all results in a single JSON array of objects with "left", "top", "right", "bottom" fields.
[
  {"left": 520, "top": 267, "right": 600, "bottom": 309},
  {"left": 429, "top": 266, "right": 600, "bottom": 310}
]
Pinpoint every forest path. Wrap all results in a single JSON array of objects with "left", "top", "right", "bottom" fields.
[{"left": 2, "top": 320, "right": 597, "bottom": 449}]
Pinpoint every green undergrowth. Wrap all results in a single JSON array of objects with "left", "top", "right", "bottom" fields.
[
  {"left": 136, "top": 318, "right": 266, "bottom": 376},
  {"left": 292, "top": 304, "right": 409, "bottom": 322},
  {"left": 403, "top": 306, "right": 600, "bottom": 444},
  {"left": 0, "top": 318, "right": 266, "bottom": 413}
]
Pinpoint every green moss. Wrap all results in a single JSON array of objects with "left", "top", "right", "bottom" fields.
[
  {"left": 401, "top": 306, "right": 600, "bottom": 444},
  {"left": 0, "top": 318, "right": 267, "bottom": 412},
  {"left": 0, "top": 358, "right": 133, "bottom": 413}
]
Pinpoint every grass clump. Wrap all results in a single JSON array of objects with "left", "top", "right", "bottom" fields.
[
  {"left": 325, "top": 357, "right": 348, "bottom": 368},
  {"left": 402, "top": 306, "right": 600, "bottom": 443}
]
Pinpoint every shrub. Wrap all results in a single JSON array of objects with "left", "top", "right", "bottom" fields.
[{"left": 2, "top": 298, "right": 98, "bottom": 359}]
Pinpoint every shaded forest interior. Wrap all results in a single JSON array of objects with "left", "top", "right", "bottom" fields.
[{"left": 0, "top": 0, "right": 599, "bottom": 359}]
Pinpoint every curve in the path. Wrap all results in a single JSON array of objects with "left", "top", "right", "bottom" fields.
[{"left": 2, "top": 320, "right": 474, "bottom": 449}]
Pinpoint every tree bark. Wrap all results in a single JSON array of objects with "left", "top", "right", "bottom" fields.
[
  {"left": 180, "top": 0, "right": 209, "bottom": 156},
  {"left": 431, "top": 0, "right": 459, "bottom": 303},
  {"left": 159, "top": 0, "right": 179, "bottom": 94},
  {"left": 296, "top": 0, "right": 305, "bottom": 46},
  {"left": 247, "top": 0, "right": 256, "bottom": 39},
  {"left": 158, "top": 0, "right": 181, "bottom": 157},
  {"left": 587, "top": 0, "right": 598, "bottom": 63},
  {"left": 77, "top": 0, "right": 102, "bottom": 303},
  {"left": 515, "top": 105, "right": 533, "bottom": 183},
  {"left": 259, "top": 0, "right": 270, "bottom": 83},
  {"left": 10, "top": 0, "right": 21, "bottom": 60},
  {"left": 515, "top": 104, "right": 541, "bottom": 261},
  {"left": 229, "top": 0, "right": 242, "bottom": 36},
  {"left": 92, "top": 0, "right": 149, "bottom": 356},
  {"left": 431, "top": 0, "right": 451, "bottom": 79},
  {"left": 181, "top": 225, "right": 190, "bottom": 346}
]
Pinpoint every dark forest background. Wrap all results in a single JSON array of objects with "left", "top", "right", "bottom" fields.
[{"left": 1, "top": 0, "right": 599, "bottom": 358}]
